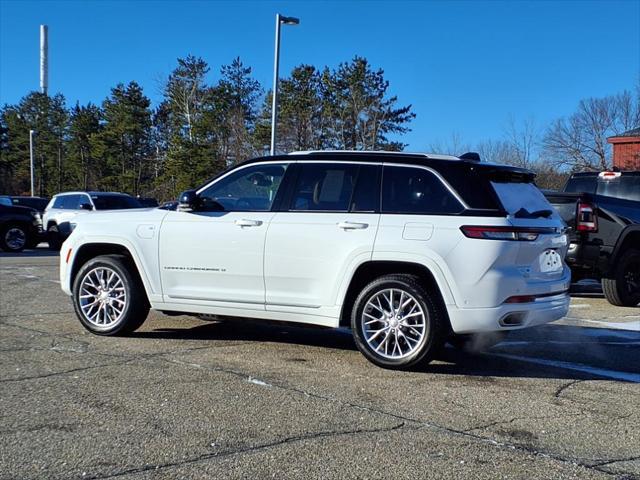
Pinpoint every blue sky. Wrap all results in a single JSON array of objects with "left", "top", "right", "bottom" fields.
[{"left": 1, "top": 0, "right": 639, "bottom": 151}]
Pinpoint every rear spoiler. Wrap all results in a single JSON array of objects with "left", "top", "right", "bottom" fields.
[{"left": 480, "top": 166, "right": 536, "bottom": 183}]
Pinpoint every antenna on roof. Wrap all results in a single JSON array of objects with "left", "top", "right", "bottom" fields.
[{"left": 459, "top": 152, "right": 481, "bottom": 162}]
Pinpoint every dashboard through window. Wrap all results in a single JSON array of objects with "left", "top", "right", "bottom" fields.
[
  {"left": 382, "top": 166, "right": 464, "bottom": 214},
  {"left": 199, "top": 163, "right": 288, "bottom": 212}
]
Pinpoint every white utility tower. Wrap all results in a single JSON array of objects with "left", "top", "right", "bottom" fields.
[{"left": 40, "top": 25, "right": 48, "bottom": 95}]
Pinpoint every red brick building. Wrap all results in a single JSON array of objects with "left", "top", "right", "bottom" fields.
[{"left": 607, "top": 127, "right": 640, "bottom": 170}]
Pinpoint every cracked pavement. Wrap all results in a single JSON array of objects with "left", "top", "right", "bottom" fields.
[{"left": 1, "top": 251, "right": 639, "bottom": 479}]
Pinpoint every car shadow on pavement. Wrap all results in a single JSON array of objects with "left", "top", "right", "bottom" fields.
[
  {"left": 139, "top": 320, "right": 640, "bottom": 381},
  {"left": 0, "top": 246, "right": 58, "bottom": 258},
  {"left": 139, "top": 319, "right": 358, "bottom": 351}
]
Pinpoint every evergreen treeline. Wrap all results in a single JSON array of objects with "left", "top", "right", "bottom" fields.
[{"left": 0, "top": 55, "right": 415, "bottom": 200}]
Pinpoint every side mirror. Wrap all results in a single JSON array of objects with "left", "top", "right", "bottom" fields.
[
  {"left": 79, "top": 203, "right": 93, "bottom": 211},
  {"left": 177, "top": 190, "right": 199, "bottom": 213}
]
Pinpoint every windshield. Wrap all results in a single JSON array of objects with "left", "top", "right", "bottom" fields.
[
  {"left": 491, "top": 181, "right": 555, "bottom": 216},
  {"left": 91, "top": 195, "right": 141, "bottom": 210}
]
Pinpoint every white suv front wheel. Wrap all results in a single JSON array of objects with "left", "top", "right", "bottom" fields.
[
  {"left": 351, "top": 274, "right": 445, "bottom": 369},
  {"left": 72, "top": 255, "right": 150, "bottom": 335}
]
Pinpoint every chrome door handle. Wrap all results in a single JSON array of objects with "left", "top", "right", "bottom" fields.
[
  {"left": 337, "top": 221, "right": 368, "bottom": 230},
  {"left": 235, "top": 219, "right": 263, "bottom": 227}
]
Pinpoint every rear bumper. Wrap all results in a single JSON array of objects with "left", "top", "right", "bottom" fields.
[{"left": 446, "top": 292, "right": 570, "bottom": 334}]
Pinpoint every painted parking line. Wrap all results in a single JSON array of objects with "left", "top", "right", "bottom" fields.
[{"left": 486, "top": 352, "right": 640, "bottom": 383}]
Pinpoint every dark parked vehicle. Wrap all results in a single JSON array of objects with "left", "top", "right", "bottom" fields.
[
  {"left": 0, "top": 198, "right": 44, "bottom": 252},
  {"left": 544, "top": 171, "right": 640, "bottom": 306},
  {"left": 137, "top": 197, "right": 159, "bottom": 208}
]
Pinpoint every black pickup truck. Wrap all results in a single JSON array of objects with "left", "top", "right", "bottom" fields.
[{"left": 544, "top": 171, "right": 640, "bottom": 307}]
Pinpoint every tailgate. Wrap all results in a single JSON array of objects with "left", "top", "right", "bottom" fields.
[
  {"left": 543, "top": 192, "right": 581, "bottom": 228},
  {"left": 492, "top": 181, "right": 569, "bottom": 281}
]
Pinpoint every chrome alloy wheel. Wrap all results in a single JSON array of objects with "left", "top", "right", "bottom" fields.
[
  {"left": 361, "top": 288, "right": 427, "bottom": 359},
  {"left": 5, "top": 227, "right": 26, "bottom": 250},
  {"left": 78, "top": 267, "right": 127, "bottom": 327}
]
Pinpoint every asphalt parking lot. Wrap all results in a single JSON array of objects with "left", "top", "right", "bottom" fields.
[{"left": 1, "top": 250, "right": 639, "bottom": 479}]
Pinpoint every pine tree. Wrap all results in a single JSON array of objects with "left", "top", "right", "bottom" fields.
[
  {"left": 0, "top": 92, "right": 68, "bottom": 196},
  {"left": 323, "top": 56, "right": 415, "bottom": 151},
  {"left": 95, "top": 82, "right": 152, "bottom": 195},
  {"left": 218, "top": 57, "right": 262, "bottom": 165},
  {"left": 67, "top": 103, "right": 102, "bottom": 190}
]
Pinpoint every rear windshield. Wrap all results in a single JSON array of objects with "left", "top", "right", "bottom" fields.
[
  {"left": 12, "top": 197, "right": 48, "bottom": 210},
  {"left": 91, "top": 195, "right": 141, "bottom": 210},
  {"left": 491, "top": 181, "right": 554, "bottom": 216},
  {"left": 596, "top": 176, "right": 640, "bottom": 201},
  {"left": 564, "top": 176, "right": 597, "bottom": 194}
]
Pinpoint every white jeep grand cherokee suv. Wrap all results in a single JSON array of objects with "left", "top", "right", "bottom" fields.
[{"left": 59, "top": 151, "right": 570, "bottom": 369}]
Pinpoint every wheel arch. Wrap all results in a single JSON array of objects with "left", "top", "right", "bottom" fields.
[
  {"left": 607, "top": 226, "right": 640, "bottom": 277},
  {"left": 69, "top": 242, "right": 152, "bottom": 302},
  {"left": 338, "top": 260, "right": 452, "bottom": 328}
]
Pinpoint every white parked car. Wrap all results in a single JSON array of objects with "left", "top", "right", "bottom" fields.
[
  {"left": 59, "top": 151, "right": 571, "bottom": 369},
  {"left": 43, "top": 192, "right": 142, "bottom": 249}
]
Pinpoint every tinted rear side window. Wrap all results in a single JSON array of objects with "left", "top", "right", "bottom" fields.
[
  {"left": 350, "top": 165, "right": 381, "bottom": 212},
  {"left": 290, "top": 164, "right": 359, "bottom": 212},
  {"left": 382, "top": 166, "right": 464, "bottom": 214}
]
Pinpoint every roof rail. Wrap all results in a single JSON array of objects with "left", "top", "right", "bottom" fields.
[{"left": 287, "top": 150, "right": 460, "bottom": 161}]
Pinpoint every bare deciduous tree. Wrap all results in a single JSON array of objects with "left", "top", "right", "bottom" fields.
[
  {"left": 543, "top": 88, "right": 640, "bottom": 171},
  {"left": 427, "top": 132, "right": 471, "bottom": 156}
]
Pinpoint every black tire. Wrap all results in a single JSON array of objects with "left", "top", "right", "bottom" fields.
[
  {"left": 0, "top": 223, "right": 28, "bottom": 252},
  {"left": 602, "top": 249, "right": 640, "bottom": 307},
  {"left": 72, "top": 254, "right": 150, "bottom": 335},
  {"left": 47, "top": 223, "right": 62, "bottom": 251},
  {"left": 351, "top": 274, "right": 446, "bottom": 369},
  {"left": 448, "top": 332, "right": 508, "bottom": 352}
]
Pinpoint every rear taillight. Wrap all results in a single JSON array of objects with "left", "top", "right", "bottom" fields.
[
  {"left": 576, "top": 202, "right": 597, "bottom": 232},
  {"left": 460, "top": 226, "right": 556, "bottom": 241}
]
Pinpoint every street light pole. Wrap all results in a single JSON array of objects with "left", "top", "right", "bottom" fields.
[
  {"left": 270, "top": 14, "right": 299, "bottom": 156},
  {"left": 29, "top": 130, "right": 35, "bottom": 197}
]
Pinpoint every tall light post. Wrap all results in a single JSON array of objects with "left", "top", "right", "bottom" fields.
[
  {"left": 29, "top": 130, "right": 36, "bottom": 196},
  {"left": 270, "top": 14, "right": 299, "bottom": 156}
]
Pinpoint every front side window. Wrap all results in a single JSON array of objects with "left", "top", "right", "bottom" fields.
[
  {"left": 62, "top": 195, "right": 82, "bottom": 210},
  {"left": 382, "top": 166, "right": 464, "bottom": 214},
  {"left": 290, "top": 164, "right": 359, "bottom": 212},
  {"left": 0, "top": 196, "right": 12, "bottom": 207},
  {"left": 52, "top": 196, "right": 66, "bottom": 209},
  {"left": 198, "top": 163, "right": 288, "bottom": 211}
]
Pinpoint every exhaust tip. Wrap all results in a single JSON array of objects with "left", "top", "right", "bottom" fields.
[{"left": 499, "top": 312, "right": 527, "bottom": 327}]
